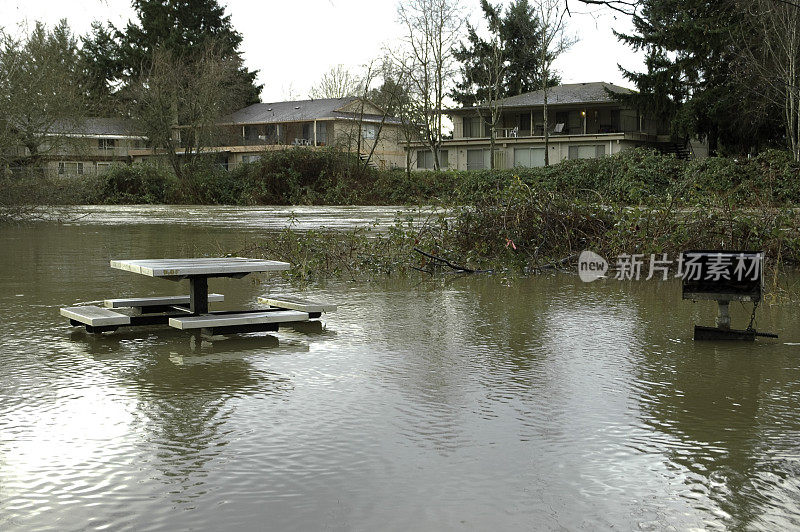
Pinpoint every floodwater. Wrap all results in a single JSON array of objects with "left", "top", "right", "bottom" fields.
[
  {"left": 59, "top": 204, "right": 427, "bottom": 231},
  {"left": 1, "top": 206, "right": 800, "bottom": 531}
]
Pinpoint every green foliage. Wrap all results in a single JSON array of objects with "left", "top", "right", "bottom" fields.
[
  {"left": 614, "top": 0, "right": 782, "bottom": 154},
  {"left": 78, "top": 22, "right": 122, "bottom": 114},
  {"left": 86, "top": 163, "right": 178, "bottom": 204},
  {"left": 0, "top": 20, "right": 86, "bottom": 168},
  {"left": 14, "top": 147, "right": 800, "bottom": 209},
  {"left": 118, "top": 0, "right": 261, "bottom": 104},
  {"left": 451, "top": 0, "right": 559, "bottom": 107},
  {"left": 230, "top": 147, "right": 376, "bottom": 205},
  {"left": 242, "top": 178, "right": 800, "bottom": 280},
  {"left": 240, "top": 217, "right": 420, "bottom": 283}
]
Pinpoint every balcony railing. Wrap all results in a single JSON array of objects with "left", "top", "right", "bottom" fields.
[
  {"left": 236, "top": 137, "right": 327, "bottom": 147},
  {"left": 464, "top": 126, "right": 628, "bottom": 139}
]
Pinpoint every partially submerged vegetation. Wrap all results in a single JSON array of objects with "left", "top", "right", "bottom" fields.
[{"left": 241, "top": 184, "right": 800, "bottom": 284}]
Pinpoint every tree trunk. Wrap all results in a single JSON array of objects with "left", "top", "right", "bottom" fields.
[
  {"left": 489, "top": 120, "right": 496, "bottom": 169},
  {"left": 543, "top": 85, "right": 549, "bottom": 166}
]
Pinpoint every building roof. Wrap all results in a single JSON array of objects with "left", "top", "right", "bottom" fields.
[
  {"left": 222, "top": 97, "right": 401, "bottom": 125},
  {"left": 451, "top": 82, "right": 634, "bottom": 113},
  {"left": 223, "top": 97, "right": 355, "bottom": 124},
  {"left": 49, "top": 117, "right": 142, "bottom": 137}
]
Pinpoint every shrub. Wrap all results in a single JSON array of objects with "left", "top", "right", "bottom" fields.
[{"left": 89, "top": 163, "right": 177, "bottom": 204}]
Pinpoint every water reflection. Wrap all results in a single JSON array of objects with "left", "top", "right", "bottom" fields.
[
  {"left": 621, "top": 278, "right": 800, "bottom": 529},
  {"left": 126, "top": 346, "right": 291, "bottom": 503}
]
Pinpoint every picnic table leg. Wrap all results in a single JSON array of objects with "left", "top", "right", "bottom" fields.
[{"left": 189, "top": 276, "right": 209, "bottom": 314}]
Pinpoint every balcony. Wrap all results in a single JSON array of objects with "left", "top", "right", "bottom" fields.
[
  {"left": 490, "top": 125, "right": 625, "bottom": 139},
  {"left": 92, "top": 146, "right": 134, "bottom": 157},
  {"left": 236, "top": 136, "right": 326, "bottom": 147}
]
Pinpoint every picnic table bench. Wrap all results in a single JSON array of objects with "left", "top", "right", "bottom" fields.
[{"left": 60, "top": 258, "right": 336, "bottom": 339}]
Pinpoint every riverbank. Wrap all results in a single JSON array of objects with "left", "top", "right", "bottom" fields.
[{"left": 3, "top": 147, "right": 800, "bottom": 211}]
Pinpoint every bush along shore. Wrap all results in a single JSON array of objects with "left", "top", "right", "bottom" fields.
[
  {"left": 3, "top": 146, "right": 800, "bottom": 208},
  {"left": 3, "top": 147, "right": 800, "bottom": 279}
]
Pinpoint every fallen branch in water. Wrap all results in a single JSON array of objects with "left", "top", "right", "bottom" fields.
[
  {"left": 413, "top": 247, "right": 493, "bottom": 274},
  {"left": 535, "top": 253, "right": 578, "bottom": 272}
]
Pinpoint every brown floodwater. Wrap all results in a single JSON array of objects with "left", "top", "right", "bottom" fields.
[{"left": 1, "top": 207, "right": 799, "bottom": 531}]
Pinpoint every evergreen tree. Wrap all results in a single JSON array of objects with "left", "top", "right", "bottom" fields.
[
  {"left": 615, "top": 0, "right": 780, "bottom": 154},
  {"left": 117, "top": 0, "right": 261, "bottom": 104},
  {"left": 502, "top": 0, "right": 558, "bottom": 96},
  {"left": 78, "top": 22, "right": 123, "bottom": 114},
  {"left": 451, "top": 0, "right": 558, "bottom": 107}
]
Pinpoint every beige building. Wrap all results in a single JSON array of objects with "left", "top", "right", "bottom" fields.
[
  {"left": 130, "top": 97, "right": 408, "bottom": 170},
  {"left": 410, "top": 82, "right": 702, "bottom": 171},
  {"left": 5, "top": 118, "right": 144, "bottom": 177}
]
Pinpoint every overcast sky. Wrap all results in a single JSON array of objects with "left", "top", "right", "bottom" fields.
[{"left": 1, "top": 0, "right": 645, "bottom": 103}]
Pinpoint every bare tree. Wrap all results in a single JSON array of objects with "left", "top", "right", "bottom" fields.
[
  {"left": 532, "top": 0, "right": 574, "bottom": 166},
  {"left": 330, "top": 59, "right": 403, "bottom": 171},
  {"left": 571, "top": 0, "right": 641, "bottom": 14},
  {"left": 372, "top": 58, "right": 424, "bottom": 175},
  {"left": 736, "top": 0, "right": 800, "bottom": 161},
  {"left": 394, "top": 0, "right": 464, "bottom": 171},
  {"left": 360, "top": 57, "right": 421, "bottom": 170},
  {"left": 463, "top": 35, "right": 507, "bottom": 169},
  {"left": 130, "top": 42, "right": 248, "bottom": 182},
  {"left": 309, "top": 64, "right": 362, "bottom": 99}
]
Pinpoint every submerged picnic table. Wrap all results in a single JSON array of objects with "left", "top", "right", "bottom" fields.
[
  {"left": 61, "top": 257, "right": 336, "bottom": 337},
  {"left": 110, "top": 258, "right": 290, "bottom": 314}
]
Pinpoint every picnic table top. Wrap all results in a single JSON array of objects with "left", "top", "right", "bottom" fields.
[{"left": 110, "top": 257, "right": 291, "bottom": 278}]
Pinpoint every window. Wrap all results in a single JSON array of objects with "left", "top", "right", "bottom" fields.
[
  {"left": 417, "top": 150, "right": 448, "bottom": 169},
  {"left": 96, "top": 162, "right": 111, "bottom": 173},
  {"left": 241, "top": 155, "right": 262, "bottom": 164},
  {"left": 463, "top": 116, "right": 482, "bottom": 138},
  {"left": 417, "top": 150, "right": 433, "bottom": 169},
  {"left": 362, "top": 124, "right": 378, "bottom": 140},
  {"left": 518, "top": 113, "right": 531, "bottom": 133},
  {"left": 244, "top": 125, "right": 261, "bottom": 140},
  {"left": 58, "top": 162, "right": 84, "bottom": 175},
  {"left": 513, "top": 147, "right": 546, "bottom": 168},
  {"left": 568, "top": 145, "right": 606, "bottom": 160},
  {"left": 97, "top": 138, "right": 116, "bottom": 150},
  {"left": 467, "top": 149, "right": 489, "bottom": 170}
]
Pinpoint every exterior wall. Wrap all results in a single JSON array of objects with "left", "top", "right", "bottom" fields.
[
  {"left": 329, "top": 119, "right": 407, "bottom": 169},
  {"left": 452, "top": 118, "right": 463, "bottom": 139},
  {"left": 37, "top": 136, "right": 142, "bottom": 176},
  {"left": 412, "top": 135, "right": 652, "bottom": 171}
]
